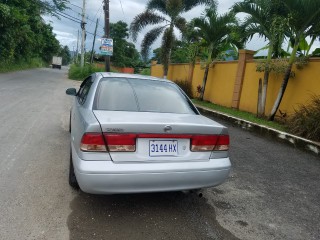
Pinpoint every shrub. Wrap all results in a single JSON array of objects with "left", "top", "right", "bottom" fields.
[
  {"left": 140, "top": 68, "right": 151, "bottom": 76},
  {"left": 173, "top": 79, "right": 193, "bottom": 98},
  {"left": 68, "top": 64, "right": 104, "bottom": 80},
  {"left": 286, "top": 95, "right": 320, "bottom": 141},
  {"left": 68, "top": 64, "right": 119, "bottom": 80}
]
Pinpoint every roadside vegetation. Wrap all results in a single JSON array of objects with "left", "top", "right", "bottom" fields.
[
  {"left": 0, "top": 1, "right": 71, "bottom": 73},
  {"left": 68, "top": 64, "right": 120, "bottom": 81},
  {"left": 192, "top": 99, "right": 286, "bottom": 132},
  {"left": 140, "top": 68, "right": 151, "bottom": 76},
  {"left": 0, "top": 58, "right": 44, "bottom": 73},
  {"left": 287, "top": 96, "right": 320, "bottom": 142},
  {"left": 68, "top": 64, "right": 103, "bottom": 80}
]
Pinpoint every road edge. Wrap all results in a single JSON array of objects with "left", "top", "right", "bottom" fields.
[{"left": 196, "top": 105, "right": 320, "bottom": 156}]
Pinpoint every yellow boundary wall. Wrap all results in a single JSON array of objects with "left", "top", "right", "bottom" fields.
[{"left": 151, "top": 57, "right": 320, "bottom": 117}]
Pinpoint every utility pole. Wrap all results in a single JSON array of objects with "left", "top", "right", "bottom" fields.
[
  {"left": 104, "top": 0, "right": 110, "bottom": 72},
  {"left": 90, "top": 18, "right": 99, "bottom": 64},
  {"left": 80, "top": 0, "right": 86, "bottom": 67},
  {"left": 76, "top": 30, "right": 79, "bottom": 64}
]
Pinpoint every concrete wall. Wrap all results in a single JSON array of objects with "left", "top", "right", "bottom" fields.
[{"left": 151, "top": 55, "right": 320, "bottom": 117}]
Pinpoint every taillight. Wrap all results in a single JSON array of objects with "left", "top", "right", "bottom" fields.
[
  {"left": 191, "top": 135, "right": 229, "bottom": 151},
  {"left": 191, "top": 135, "right": 218, "bottom": 151},
  {"left": 215, "top": 135, "right": 229, "bottom": 151},
  {"left": 104, "top": 134, "right": 136, "bottom": 152},
  {"left": 80, "top": 133, "right": 106, "bottom": 152}
]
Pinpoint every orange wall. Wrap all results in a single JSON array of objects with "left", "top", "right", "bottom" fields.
[
  {"left": 203, "top": 62, "right": 238, "bottom": 107},
  {"left": 150, "top": 59, "right": 320, "bottom": 117}
]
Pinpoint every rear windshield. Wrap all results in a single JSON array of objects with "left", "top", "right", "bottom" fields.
[{"left": 94, "top": 77, "right": 196, "bottom": 114}]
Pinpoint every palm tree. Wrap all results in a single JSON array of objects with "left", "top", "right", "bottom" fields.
[
  {"left": 233, "top": 0, "right": 287, "bottom": 117},
  {"left": 269, "top": 0, "right": 320, "bottom": 120},
  {"left": 130, "top": 0, "right": 213, "bottom": 78},
  {"left": 193, "top": 3, "right": 242, "bottom": 100}
]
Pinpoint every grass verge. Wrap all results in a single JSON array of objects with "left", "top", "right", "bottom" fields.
[
  {"left": 192, "top": 99, "right": 286, "bottom": 132},
  {"left": 68, "top": 63, "right": 119, "bottom": 80},
  {"left": 0, "top": 58, "right": 44, "bottom": 73}
]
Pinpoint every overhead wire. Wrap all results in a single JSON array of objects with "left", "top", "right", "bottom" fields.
[
  {"left": 54, "top": 12, "right": 81, "bottom": 24},
  {"left": 119, "top": 0, "right": 127, "bottom": 22}
]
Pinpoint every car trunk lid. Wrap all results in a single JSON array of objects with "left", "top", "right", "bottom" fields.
[{"left": 93, "top": 111, "right": 226, "bottom": 163}]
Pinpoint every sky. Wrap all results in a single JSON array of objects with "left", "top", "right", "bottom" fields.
[{"left": 44, "top": 0, "right": 318, "bottom": 57}]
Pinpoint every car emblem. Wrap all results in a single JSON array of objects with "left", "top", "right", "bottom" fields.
[{"left": 164, "top": 125, "right": 172, "bottom": 133}]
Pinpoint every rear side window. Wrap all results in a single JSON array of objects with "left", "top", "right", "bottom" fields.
[
  {"left": 95, "top": 78, "right": 196, "bottom": 114},
  {"left": 78, "top": 76, "right": 93, "bottom": 104}
]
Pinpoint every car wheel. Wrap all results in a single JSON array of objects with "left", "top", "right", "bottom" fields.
[{"left": 69, "top": 151, "right": 79, "bottom": 189}]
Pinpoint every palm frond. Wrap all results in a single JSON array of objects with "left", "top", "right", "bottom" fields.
[
  {"left": 130, "top": 10, "right": 167, "bottom": 41},
  {"left": 193, "top": 6, "right": 239, "bottom": 59},
  {"left": 166, "top": 0, "right": 184, "bottom": 18},
  {"left": 282, "top": 0, "right": 320, "bottom": 34},
  {"left": 232, "top": 1, "right": 269, "bottom": 37},
  {"left": 184, "top": 0, "right": 216, "bottom": 12},
  {"left": 174, "top": 16, "right": 187, "bottom": 34},
  {"left": 141, "top": 26, "right": 166, "bottom": 61},
  {"left": 147, "top": 0, "right": 167, "bottom": 15}
]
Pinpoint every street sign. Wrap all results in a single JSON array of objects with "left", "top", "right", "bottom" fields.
[{"left": 100, "top": 38, "right": 113, "bottom": 56}]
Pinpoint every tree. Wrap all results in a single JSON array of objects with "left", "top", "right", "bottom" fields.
[
  {"left": 130, "top": 0, "right": 213, "bottom": 78},
  {"left": 233, "top": 0, "right": 287, "bottom": 117},
  {"left": 269, "top": 0, "right": 320, "bottom": 120},
  {"left": 0, "top": 1, "right": 67, "bottom": 65},
  {"left": 193, "top": 3, "right": 243, "bottom": 100},
  {"left": 110, "top": 21, "right": 142, "bottom": 70},
  {"left": 59, "top": 45, "right": 71, "bottom": 65}
]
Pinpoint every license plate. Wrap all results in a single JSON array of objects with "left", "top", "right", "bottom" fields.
[{"left": 149, "top": 140, "right": 178, "bottom": 157}]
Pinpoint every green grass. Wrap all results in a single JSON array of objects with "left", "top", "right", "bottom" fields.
[
  {"left": 0, "top": 58, "right": 44, "bottom": 73},
  {"left": 68, "top": 63, "right": 119, "bottom": 80},
  {"left": 192, "top": 99, "right": 286, "bottom": 132}
]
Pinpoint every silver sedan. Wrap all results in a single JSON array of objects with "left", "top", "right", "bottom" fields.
[{"left": 66, "top": 73, "right": 231, "bottom": 194}]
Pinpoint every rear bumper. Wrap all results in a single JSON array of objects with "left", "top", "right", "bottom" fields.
[{"left": 72, "top": 146, "right": 231, "bottom": 194}]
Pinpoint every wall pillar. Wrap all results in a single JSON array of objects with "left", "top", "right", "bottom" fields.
[
  {"left": 150, "top": 60, "right": 157, "bottom": 77},
  {"left": 231, "top": 50, "right": 255, "bottom": 109}
]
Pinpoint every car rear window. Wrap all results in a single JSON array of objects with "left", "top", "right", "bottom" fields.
[{"left": 94, "top": 77, "right": 196, "bottom": 114}]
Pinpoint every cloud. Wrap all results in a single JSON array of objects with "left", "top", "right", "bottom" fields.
[{"left": 43, "top": 0, "right": 287, "bottom": 56}]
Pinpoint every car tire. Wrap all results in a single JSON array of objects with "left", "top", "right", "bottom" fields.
[{"left": 69, "top": 152, "right": 79, "bottom": 189}]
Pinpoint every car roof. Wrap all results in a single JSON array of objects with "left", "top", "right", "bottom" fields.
[{"left": 96, "top": 72, "right": 172, "bottom": 83}]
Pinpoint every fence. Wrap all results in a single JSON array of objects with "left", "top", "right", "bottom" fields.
[{"left": 151, "top": 50, "right": 320, "bottom": 117}]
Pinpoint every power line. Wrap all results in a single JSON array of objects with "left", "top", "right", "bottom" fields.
[
  {"left": 55, "top": 12, "right": 81, "bottom": 23},
  {"left": 67, "top": 7, "right": 82, "bottom": 17},
  {"left": 86, "top": 30, "right": 103, "bottom": 38},
  {"left": 119, "top": 0, "right": 126, "bottom": 22},
  {"left": 68, "top": 3, "right": 82, "bottom": 10},
  {"left": 58, "top": 11, "right": 82, "bottom": 22},
  {"left": 89, "top": 2, "right": 103, "bottom": 28}
]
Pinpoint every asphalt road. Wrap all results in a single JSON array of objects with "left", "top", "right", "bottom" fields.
[{"left": 0, "top": 68, "right": 319, "bottom": 240}]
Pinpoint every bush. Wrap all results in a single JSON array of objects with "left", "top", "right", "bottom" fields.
[
  {"left": 173, "top": 79, "right": 193, "bottom": 98},
  {"left": 286, "top": 95, "right": 320, "bottom": 141},
  {"left": 68, "top": 64, "right": 120, "bottom": 80},
  {"left": 140, "top": 68, "right": 151, "bottom": 76},
  {"left": 68, "top": 64, "right": 104, "bottom": 80}
]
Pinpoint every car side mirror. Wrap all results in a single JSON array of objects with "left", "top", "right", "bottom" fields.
[{"left": 66, "top": 88, "right": 77, "bottom": 96}]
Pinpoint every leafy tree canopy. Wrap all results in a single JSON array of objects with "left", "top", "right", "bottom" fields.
[
  {"left": 0, "top": 0, "right": 67, "bottom": 64},
  {"left": 110, "top": 21, "right": 143, "bottom": 69}
]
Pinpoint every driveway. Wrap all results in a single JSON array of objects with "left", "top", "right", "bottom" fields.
[{"left": 0, "top": 68, "right": 319, "bottom": 240}]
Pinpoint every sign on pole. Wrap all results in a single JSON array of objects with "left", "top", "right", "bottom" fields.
[{"left": 100, "top": 38, "right": 113, "bottom": 56}]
